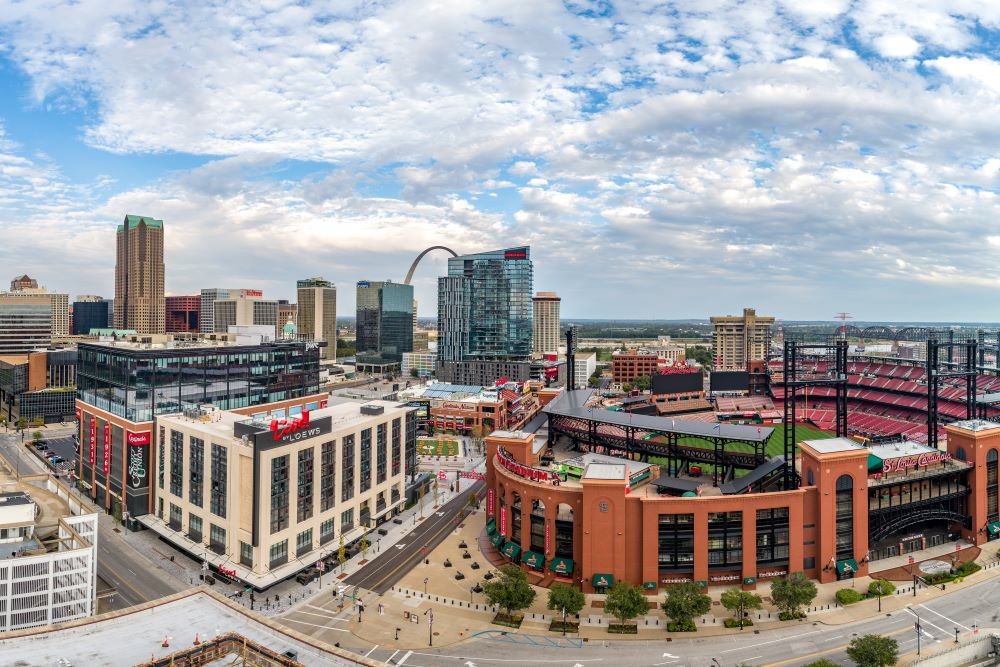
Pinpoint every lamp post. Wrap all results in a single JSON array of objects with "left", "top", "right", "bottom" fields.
[
  {"left": 955, "top": 627, "right": 960, "bottom": 644},
  {"left": 915, "top": 613, "right": 922, "bottom": 656},
  {"left": 424, "top": 608, "right": 434, "bottom": 646},
  {"left": 562, "top": 606, "right": 567, "bottom": 637},
  {"left": 424, "top": 577, "right": 429, "bottom": 596}
]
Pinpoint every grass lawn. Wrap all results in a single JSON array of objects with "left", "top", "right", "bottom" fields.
[{"left": 416, "top": 437, "right": 461, "bottom": 457}]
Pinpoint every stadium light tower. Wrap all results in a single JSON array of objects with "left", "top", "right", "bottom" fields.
[{"left": 835, "top": 312, "right": 853, "bottom": 340}]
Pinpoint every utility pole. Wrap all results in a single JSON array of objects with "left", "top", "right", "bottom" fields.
[{"left": 915, "top": 613, "right": 922, "bottom": 656}]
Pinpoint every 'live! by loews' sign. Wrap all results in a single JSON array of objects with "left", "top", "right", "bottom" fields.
[{"left": 234, "top": 410, "right": 333, "bottom": 449}]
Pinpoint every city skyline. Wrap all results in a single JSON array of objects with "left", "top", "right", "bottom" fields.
[{"left": 1, "top": 3, "right": 1000, "bottom": 320}]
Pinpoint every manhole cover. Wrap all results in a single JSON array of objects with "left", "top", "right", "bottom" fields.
[{"left": 919, "top": 559, "right": 951, "bottom": 574}]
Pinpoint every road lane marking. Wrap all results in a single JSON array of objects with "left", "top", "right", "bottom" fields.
[
  {"left": 385, "top": 650, "right": 400, "bottom": 664},
  {"left": 906, "top": 607, "right": 950, "bottom": 637},
  {"left": 365, "top": 645, "right": 380, "bottom": 657},
  {"left": 397, "top": 650, "right": 413, "bottom": 665},
  {"left": 292, "top": 610, "right": 346, "bottom": 622},
  {"left": 280, "top": 617, "right": 348, "bottom": 632},
  {"left": 721, "top": 629, "right": 823, "bottom": 653},
  {"left": 406, "top": 654, "right": 601, "bottom": 663},
  {"left": 917, "top": 603, "right": 970, "bottom": 631},
  {"left": 763, "top": 626, "right": 910, "bottom": 667}
]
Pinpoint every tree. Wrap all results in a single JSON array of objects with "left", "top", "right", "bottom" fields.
[
  {"left": 481, "top": 564, "right": 536, "bottom": 619},
  {"left": 32, "top": 430, "right": 43, "bottom": 443},
  {"left": 359, "top": 536, "right": 370, "bottom": 562},
  {"left": 720, "top": 588, "right": 762, "bottom": 628},
  {"left": 410, "top": 368, "right": 419, "bottom": 378},
  {"left": 337, "top": 535, "right": 347, "bottom": 573},
  {"left": 603, "top": 581, "right": 648, "bottom": 627},
  {"left": 770, "top": 572, "right": 818, "bottom": 617},
  {"left": 688, "top": 346, "right": 713, "bottom": 369},
  {"left": 802, "top": 660, "right": 839, "bottom": 667},
  {"left": 845, "top": 634, "right": 898, "bottom": 667},
  {"left": 470, "top": 424, "right": 488, "bottom": 454},
  {"left": 661, "top": 582, "right": 711, "bottom": 625},
  {"left": 15, "top": 417, "right": 27, "bottom": 431},
  {"left": 30, "top": 416, "right": 44, "bottom": 428},
  {"left": 547, "top": 583, "right": 585, "bottom": 617}
]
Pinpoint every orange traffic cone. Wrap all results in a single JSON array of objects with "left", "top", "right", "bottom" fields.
[
  {"left": 162, "top": 636, "right": 169, "bottom": 647},
  {"left": 194, "top": 633, "right": 200, "bottom": 646}
]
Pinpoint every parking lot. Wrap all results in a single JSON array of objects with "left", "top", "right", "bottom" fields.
[{"left": 24, "top": 434, "right": 76, "bottom": 474}]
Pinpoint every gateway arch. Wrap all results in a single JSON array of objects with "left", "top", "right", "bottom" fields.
[{"left": 404, "top": 246, "right": 458, "bottom": 284}]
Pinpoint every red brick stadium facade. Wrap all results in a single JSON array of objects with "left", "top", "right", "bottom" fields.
[{"left": 485, "top": 419, "right": 1000, "bottom": 593}]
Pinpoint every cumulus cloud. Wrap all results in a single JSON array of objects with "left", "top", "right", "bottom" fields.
[{"left": 0, "top": 0, "right": 999, "bottom": 319}]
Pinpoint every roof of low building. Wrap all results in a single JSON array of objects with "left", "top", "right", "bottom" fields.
[
  {"left": 868, "top": 440, "right": 938, "bottom": 460},
  {"left": 801, "top": 437, "right": 866, "bottom": 454},
  {"left": 583, "top": 463, "right": 626, "bottom": 480},
  {"left": 947, "top": 419, "right": 1000, "bottom": 432}
]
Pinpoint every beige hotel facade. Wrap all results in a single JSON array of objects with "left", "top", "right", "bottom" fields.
[{"left": 143, "top": 399, "right": 416, "bottom": 589}]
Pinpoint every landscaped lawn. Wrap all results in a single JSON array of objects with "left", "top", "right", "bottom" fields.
[{"left": 416, "top": 437, "right": 461, "bottom": 457}]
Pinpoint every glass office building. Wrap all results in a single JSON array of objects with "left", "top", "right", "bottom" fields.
[
  {"left": 77, "top": 340, "right": 321, "bottom": 422},
  {"left": 437, "top": 246, "right": 533, "bottom": 362},
  {"left": 356, "top": 281, "right": 414, "bottom": 366}
]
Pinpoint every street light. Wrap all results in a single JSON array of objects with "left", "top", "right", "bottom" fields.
[
  {"left": 424, "top": 577, "right": 429, "bottom": 595},
  {"left": 423, "top": 608, "right": 434, "bottom": 646},
  {"left": 915, "top": 613, "right": 922, "bottom": 656},
  {"left": 955, "top": 627, "right": 960, "bottom": 644}
]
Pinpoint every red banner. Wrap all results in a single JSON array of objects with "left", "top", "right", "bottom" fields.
[
  {"left": 103, "top": 423, "right": 111, "bottom": 475},
  {"left": 126, "top": 430, "right": 151, "bottom": 446},
  {"left": 545, "top": 520, "right": 550, "bottom": 554},
  {"left": 487, "top": 488, "right": 495, "bottom": 516},
  {"left": 500, "top": 506, "right": 507, "bottom": 536},
  {"left": 89, "top": 419, "right": 96, "bottom": 466}
]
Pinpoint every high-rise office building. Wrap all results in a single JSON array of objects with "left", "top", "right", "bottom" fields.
[
  {"left": 4, "top": 282, "right": 69, "bottom": 337},
  {"left": 532, "top": 291, "right": 561, "bottom": 357},
  {"left": 113, "top": 215, "right": 165, "bottom": 334},
  {"left": 710, "top": 307, "right": 775, "bottom": 370},
  {"left": 72, "top": 297, "right": 112, "bottom": 335},
  {"left": 296, "top": 278, "right": 337, "bottom": 360},
  {"left": 199, "top": 288, "right": 234, "bottom": 333},
  {"left": 277, "top": 300, "right": 297, "bottom": 332},
  {"left": 356, "top": 280, "right": 413, "bottom": 370},
  {"left": 9, "top": 274, "right": 38, "bottom": 292},
  {"left": 0, "top": 294, "right": 52, "bottom": 354},
  {"left": 436, "top": 246, "right": 533, "bottom": 384},
  {"left": 213, "top": 291, "right": 278, "bottom": 335},
  {"left": 165, "top": 295, "right": 201, "bottom": 332}
]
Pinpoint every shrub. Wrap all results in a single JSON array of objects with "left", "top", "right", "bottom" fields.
[
  {"left": 802, "top": 660, "right": 839, "bottom": 667},
  {"left": 724, "top": 618, "right": 754, "bottom": 628},
  {"left": 667, "top": 619, "right": 697, "bottom": 632},
  {"left": 778, "top": 610, "right": 807, "bottom": 621},
  {"left": 835, "top": 588, "right": 863, "bottom": 605},
  {"left": 492, "top": 613, "right": 523, "bottom": 628},
  {"left": 608, "top": 623, "right": 638, "bottom": 634},
  {"left": 955, "top": 561, "right": 981, "bottom": 577},
  {"left": 868, "top": 580, "right": 895, "bottom": 596},
  {"left": 924, "top": 572, "right": 953, "bottom": 585},
  {"left": 548, "top": 620, "right": 579, "bottom": 633}
]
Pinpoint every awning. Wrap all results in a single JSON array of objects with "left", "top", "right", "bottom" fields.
[
  {"left": 490, "top": 532, "right": 505, "bottom": 548},
  {"left": 988, "top": 521, "right": 1000, "bottom": 536},
  {"left": 501, "top": 542, "right": 522, "bottom": 560},
  {"left": 643, "top": 581, "right": 657, "bottom": 590},
  {"left": 486, "top": 517, "right": 496, "bottom": 533},
  {"left": 592, "top": 573, "right": 613, "bottom": 588},
  {"left": 836, "top": 559, "right": 859, "bottom": 576},
  {"left": 867, "top": 453, "right": 884, "bottom": 473},
  {"left": 549, "top": 556, "right": 574, "bottom": 576},
  {"left": 521, "top": 550, "right": 544, "bottom": 569}
]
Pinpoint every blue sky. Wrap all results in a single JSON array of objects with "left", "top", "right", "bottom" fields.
[{"left": 1, "top": 1, "right": 1000, "bottom": 320}]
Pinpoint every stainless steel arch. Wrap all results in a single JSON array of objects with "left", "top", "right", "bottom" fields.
[{"left": 404, "top": 246, "right": 458, "bottom": 284}]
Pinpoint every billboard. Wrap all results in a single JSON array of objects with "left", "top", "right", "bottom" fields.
[
  {"left": 710, "top": 370, "right": 750, "bottom": 393},
  {"left": 651, "top": 370, "right": 703, "bottom": 395}
]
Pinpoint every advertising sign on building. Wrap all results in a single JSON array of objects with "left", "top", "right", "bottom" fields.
[
  {"left": 544, "top": 521, "right": 550, "bottom": 554},
  {"left": 103, "top": 423, "right": 111, "bottom": 475},
  {"left": 487, "top": 488, "right": 494, "bottom": 516},
  {"left": 126, "top": 430, "right": 151, "bottom": 446},
  {"left": 89, "top": 419, "right": 96, "bottom": 466},
  {"left": 881, "top": 451, "right": 951, "bottom": 474},
  {"left": 234, "top": 411, "right": 333, "bottom": 450}
]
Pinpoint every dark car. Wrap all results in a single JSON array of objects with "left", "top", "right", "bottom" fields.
[{"left": 50, "top": 456, "right": 65, "bottom": 465}]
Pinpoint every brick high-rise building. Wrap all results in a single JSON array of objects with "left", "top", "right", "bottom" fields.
[
  {"left": 532, "top": 291, "right": 561, "bottom": 357},
  {"left": 296, "top": 278, "right": 337, "bottom": 359},
  {"left": 10, "top": 274, "right": 38, "bottom": 292},
  {"left": 710, "top": 307, "right": 774, "bottom": 371},
  {"left": 165, "top": 295, "right": 200, "bottom": 332},
  {"left": 113, "top": 215, "right": 165, "bottom": 334}
]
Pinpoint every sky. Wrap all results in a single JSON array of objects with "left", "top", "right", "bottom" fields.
[{"left": 1, "top": 1, "right": 1000, "bottom": 322}]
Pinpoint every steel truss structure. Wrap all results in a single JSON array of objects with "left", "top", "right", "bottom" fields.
[{"left": 926, "top": 336, "right": 977, "bottom": 448}]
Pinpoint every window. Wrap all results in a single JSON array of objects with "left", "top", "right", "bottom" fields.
[
  {"left": 297, "top": 449, "right": 314, "bottom": 523},
  {"left": 658, "top": 514, "right": 695, "bottom": 569},
  {"left": 169, "top": 503, "right": 182, "bottom": 531},
  {"left": 189, "top": 437, "right": 204, "bottom": 508},
  {"left": 320, "top": 440, "right": 336, "bottom": 512},
  {"left": 376, "top": 423, "right": 388, "bottom": 484},
  {"left": 240, "top": 541, "right": 253, "bottom": 568},
  {"left": 188, "top": 514, "right": 203, "bottom": 544},
  {"left": 756, "top": 508, "right": 790, "bottom": 564},
  {"left": 296, "top": 529, "right": 313, "bottom": 557},
  {"left": 360, "top": 428, "right": 372, "bottom": 493},
  {"left": 340, "top": 508, "right": 354, "bottom": 533},
  {"left": 320, "top": 518, "right": 335, "bottom": 545},
  {"left": 707, "top": 511, "right": 742, "bottom": 567},
  {"left": 405, "top": 411, "right": 416, "bottom": 479},
  {"left": 210, "top": 444, "right": 227, "bottom": 518},
  {"left": 988, "top": 449, "right": 999, "bottom": 525},
  {"left": 835, "top": 474, "right": 854, "bottom": 563},
  {"left": 209, "top": 524, "right": 226, "bottom": 555},
  {"left": 169, "top": 430, "right": 184, "bottom": 497},
  {"left": 341, "top": 435, "right": 355, "bottom": 502},
  {"left": 391, "top": 418, "right": 401, "bottom": 476},
  {"left": 270, "top": 455, "right": 290, "bottom": 534},
  {"left": 158, "top": 427, "right": 165, "bottom": 489},
  {"left": 269, "top": 540, "right": 288, "bottom": 569}
]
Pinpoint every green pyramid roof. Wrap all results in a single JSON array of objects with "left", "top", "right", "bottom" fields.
[{"left": 117, "top": 214, "right": 164, "bottom": 232}]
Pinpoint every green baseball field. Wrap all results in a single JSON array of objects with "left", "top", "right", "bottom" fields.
[{"left": 417, "top": 437, "right": 461, "bottom": 457}]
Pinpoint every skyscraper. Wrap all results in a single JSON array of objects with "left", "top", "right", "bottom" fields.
[
  {"left": 532, "top": 291, "right": 561, "bottom": 357},
  {"left": 72, "top": 296, "right": 112, "bottom": 335},
  {"left": 10, "top": 274, "right": 38, "bottom": 291},
  {"left": 436, "top": 246, "right": 533, "bottom": 384},
  {"left": 356, "top": 280, "right": 414, "bottom": 370},
  {"left": 165, "top": 295, "right": 201, "bottom": 332},
  {"left": 296, "top": 278, "right": 337, "bottom": 360},
  {"left": 710, "top": 307, "right": 775, "bottom": 370},
  {"left": 0, "top": 294, "right": 52, "bottom": 354},
  {"left": 113, "top": 215, "right": 165, "bottom": 334},
  {"left": 4, "top": 280, "right": 69, "bottom": 337}
]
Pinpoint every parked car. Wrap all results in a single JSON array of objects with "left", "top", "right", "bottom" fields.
[
  {"left": 295, "top": 569, "right": 320, "bottom": 585},
  {"left": 50, "top": 456, "right": 65, "bottom": 465}
]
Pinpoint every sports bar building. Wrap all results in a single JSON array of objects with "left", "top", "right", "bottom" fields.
[
  {"left": 485, "top": 390, "right": 1000, "bottom": 593},
  {"left": 75, "top": 335, "right": 325, "bottom": 525}
]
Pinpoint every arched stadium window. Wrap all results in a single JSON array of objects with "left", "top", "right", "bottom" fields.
[
  {"left": 988, "top": 449, "right": 999, "bottom": 526},
  {"left": 835, "top": 474, "right": 853, "bottom": 491},
  {"left": 988, "top": 449, "right": 998, "bottom": 463},
  {"left": 956, "top": 447, "right": 967, "bottom": 462},
  {"left": 807, "top": 468, "right": 815, "bottom": 486},
  {"left": 834, "top": 474, "right": 854, "bottom": 565}
]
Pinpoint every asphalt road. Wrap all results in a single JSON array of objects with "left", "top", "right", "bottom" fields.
[
  {"left": 94, "top": 516, "right": 184, "bottom": 609},
  {"left": 344, "top": 480, "right": 485, "bottom": 595}
]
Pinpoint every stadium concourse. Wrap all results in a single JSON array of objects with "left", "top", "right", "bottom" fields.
[{"left": 770, "top": 357, "right": 1000, "bottom": 444}]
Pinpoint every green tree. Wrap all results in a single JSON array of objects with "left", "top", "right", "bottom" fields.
[
  {"left": 547, "top": 583, "right": 585, "bottom": 618},
  {"left": 770, "top": 572, "right": 818, "bottom": 617},
  {"left": 845, "top": 634, "right": 898, "bottom": 667},
  {"left": 802, "top": 660, "right": 839, "bottom": 667},
  {"left": 632, "top": 375, "right": 651, "bottom": 391},
  {"left": 359, "top": 536, "right": 370, "bottom": 562},
  {"left": 337, "top": 534, "right": 347, "bottom": 573},
  {"left": 720, "top": 588, "right": 762, "bottom": 628},
  {"left": 603, "top": 581, "right": 648, "bottom": 628},
  {"left": 410, "top": 368, "right": 419, "bottom": 378},
  {"left": 470, "top": 424, "right": 488, "bottom": 454},
  {"left": 661, "top": 582, "right": 711, "bottom": 625},
  {"left": 30, "top": 416, "right": 44, "bottom": 428},
  {"left": 32, "top": 430, "right": 43, "bottom": 443},
  {"left": 481, "top": 564, "right": 536, "bottom": 619},
  {"left": 688, "top": 345, "right": 713, "bottom": 369},
  {"left": 15, "top": 417, "right": 27, "bottom": 431}
]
